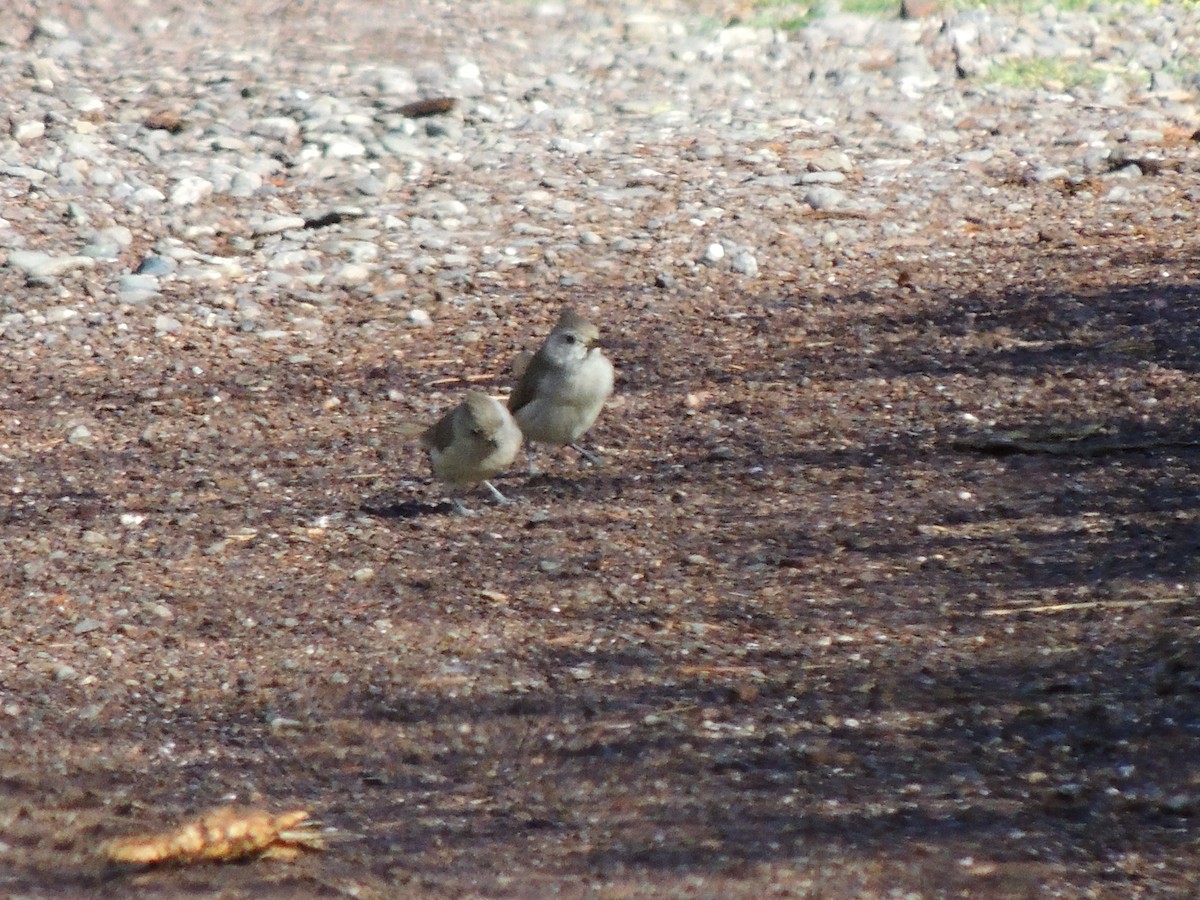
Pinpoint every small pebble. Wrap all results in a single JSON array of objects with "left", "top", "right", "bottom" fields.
[
  {"left": 731, "top": 250, "right": 758, "bottom": 277},
  {"left": 804, "top": 186, "right": 846, "bottom": 211},
  {"left": 12, "top": 120, "right": 45, "bottom": 144},
  {"left": 701, "top": 242, "right": 725, "bottom": 265},
  {"left": 170, "top": 176, "right": 214, "bottom": 206},
  {"left": 253, "top": 215, "right": 307, "bottom": 236}
]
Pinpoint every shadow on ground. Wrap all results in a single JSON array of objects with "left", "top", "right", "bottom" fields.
[{"left": 3, "top": 247, "right": 1200, "bottom": 896}]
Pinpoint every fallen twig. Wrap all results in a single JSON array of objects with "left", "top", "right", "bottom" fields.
[
  {"left": 952, "top": 424, "right": 1200, "bottom": 457},
  {"left": 982, "top": 597, "right": 1193, "bottom": 617},
  {"left": 426, "top": 374, "right": 497, "bottom": 387}
]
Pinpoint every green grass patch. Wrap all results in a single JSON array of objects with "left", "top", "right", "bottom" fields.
[
  {"left": 953, "top": 0, "right": 1200, "bottom": 11},
  {"left": 741, "top": 0, "right": 819, "bottom": 30},
  {"left": 739, "top": 0, "right": 892, "bottom": 25},
  {"left": 840, "top": 0, "right": 901, "bottom": 13},
  {"left": 767, "top": 0, "right": 1198, "bottom": 21},
  {"left": 983, "top": 56, "right": 1107, "bottom": 89},
  {"left": 688, "top": 0, "right": 1200, "bottom": 32}
]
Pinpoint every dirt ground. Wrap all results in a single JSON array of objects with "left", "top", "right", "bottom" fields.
[
  {"left": 3, "top": 201, "right": 1199, "bottom": 897},
  {"left": 2, "top": 2, "right": 1200, "bottom": 895}
]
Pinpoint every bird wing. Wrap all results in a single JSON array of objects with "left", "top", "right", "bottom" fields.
[
  {"left": 511, "top": 349, "right": 534, "bottom": 380},
  {"left": 508, "top": 350, "right": 549, "bottom": 415},
  {"left": 418, "top": 406, "right": 459, "bottom": 452}
]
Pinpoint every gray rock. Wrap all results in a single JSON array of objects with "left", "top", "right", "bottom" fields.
[
  {"left": 230, "top": 170, "right": 264, "bottom": 196},
  {"left": 253, "top": 117, "right": 301, "bottom": 141},
  {"left": 1149, "top": 70, "right": 1178, "bottom": 93},
  {"left": 1104, "top": 185, "right": 1132, "bottom": 204},
  {"left": 67, "top": 424, "right": 93, "bottom": 445},
  {"left": 430, "top": 199, "right": 469, "bottom": 220},
  {"left": 27, "top": 57, "right": 63, "bottom": 90},
  {"left": 128, "top": 186, "right": 166, "bottom": 205},
  {"left": 170, "top": 176, "right": 214, "bottom": 206},
  {"left": 804, "top": 186, "right": 846, "bottom": 211},
  {"left": 34, "top": 17, "right": 71, "bottom": 39},
  {"left": 267, "top": 249, "right": 317, "bottom": 270},
  {"left": 7, "top": 250, "right": 55, "bottom": 273},
  {"left": 44, "top": 307, "right": 80, "bottom": 324},
  {"left": 1125, "top": 129, "right": 1164, "bottom": 144},
  {"left": 12, "top": 120, "right": 45, "bottom": 144},
  {"left": 379, "top": 133, "right": 428, "bottom": 158},
  {"left": 957, "top": 149, "right": 995, "bottom": 163},
  {"left": 0, "top": 165, "right": 48, "bottom": 184},
  {"left": 116, "top": 273, "right": 162, "bottom": 305},
  {"left": 332, "top": 263, "right": 372, "bottom": 285},
  {"left": 731, "top": 250, "right": 758, "bottom": 278},
  {"left": 1031, "top": 165, "right": 1070, "bottom": 183},
  {"left": 324, "top": 136, "right": 367, "bottom": 158},
  {"left": 135, "top": 256, "right": 176, "bottom": 276},
  {"left": 68, "top": 91, "right": 103, "bottom": 114},
  {"left": 254, "top": 216, "right": 307, "bottom": 236},
  {"left": 892, "top": 123, "right": 926, "bottom": 144},
  {"left": 800, "top": 171, "right": 847, "bottom": 185},
  {"left": 623, "top": 12, "right": 681, "bottom": 43},
  {"left": 7, "top": 251, "right": 96, "bottom": 278},
  {"left": 80, "top": 225, "right": 132, "bottom": 259},
  {"left": 811, "top": 150, "right": 854, "bottom": 172}
]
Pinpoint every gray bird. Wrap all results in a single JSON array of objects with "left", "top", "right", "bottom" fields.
[
  {"left": 509, "top": 307, "right": 615, "bottom": 470},
  {"left": 402, "top": 391, "right": 522, "bottom": 512}
]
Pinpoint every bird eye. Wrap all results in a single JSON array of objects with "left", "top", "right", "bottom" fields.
[{"left": 562, "top": 334, "right": 576, "bottom": 344}]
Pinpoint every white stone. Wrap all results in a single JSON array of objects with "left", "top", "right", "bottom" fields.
[
  {"left": 12, "top": 121, "right": 45, "bottom": 144},
  {"left": 170, "top": 176, "right": 214, "bottom": 206},
  {"left": 731, "top": 250, "right": 758, "bottom": 277},
  {"left": 253, "top": 216, "right": 307, "bottom": 236},
  {"left": 44, "top": 307, "right": 79, "bottom": 323},
  {"left": 253, "top": 117, "right": 301, "bottom": 141},
  {"left": 324, "top": 136, "right": 366, "bottom": 159}
]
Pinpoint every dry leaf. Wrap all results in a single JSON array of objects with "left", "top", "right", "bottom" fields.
[
  {"left": 143, "top": 109, "right": 185, "bottom": 133},
  {"left": 397, "top": 97, "right": 457, "bottom": 118},
  {"left": 105, "top": 806, "right": 324, "bottom": 866}
]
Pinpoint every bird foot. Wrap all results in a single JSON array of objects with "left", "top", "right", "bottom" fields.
[
  {"left": 570, "top": 443, "right": 605, "bottom": 466},
  {"left": 483, "top": 480, "right": 513, "bottom": 505}
]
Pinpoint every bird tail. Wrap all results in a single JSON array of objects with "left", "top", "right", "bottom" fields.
[{"left": 395, "top": 421, "right": 427, "bottom": 441}]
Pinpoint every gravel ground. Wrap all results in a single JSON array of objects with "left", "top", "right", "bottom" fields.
[{"left": 2, "top": 0, "right": 1200, "bottom": 896}]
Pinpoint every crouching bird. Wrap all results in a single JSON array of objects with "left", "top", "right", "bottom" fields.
[{"left": 400, "top": 391, "right": 522, "bottom": 513}]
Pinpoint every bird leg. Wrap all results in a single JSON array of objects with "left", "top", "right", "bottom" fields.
[
  {"left": 483, "top": 480, "right": 512, "bottom": 504},
  {"left": 570, "top": 443, "right": 604, "bottom": 466}
]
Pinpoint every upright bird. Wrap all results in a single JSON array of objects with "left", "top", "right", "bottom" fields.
[
  {"left": 402, "top": 391, "right": 522, "bottom": 512},
  {"left": 508, "top": 307, "right": 615, "bottom": 470}
]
